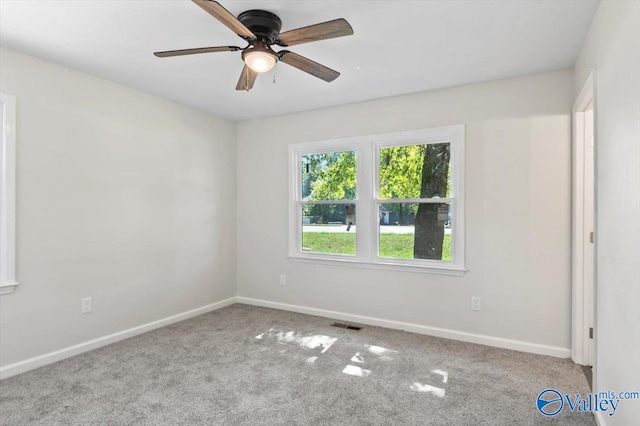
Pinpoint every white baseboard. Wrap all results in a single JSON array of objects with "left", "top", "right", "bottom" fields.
[
  {"left": 2, "top": 295, "right": 571, "bottom": 380},
  {"left": 236, "top": 297, "right": 571, "bottom": 358},
  {"left": 0, "top": 297, "right": 236, "bottom": 380},
  {"left": 594, "top": 411, "right": 606, "bottom": 426}
]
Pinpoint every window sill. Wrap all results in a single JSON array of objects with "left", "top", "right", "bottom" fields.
[
  {"left": 0, "top": 282, "right": 19, "bottom": 295},
  {"left": 288, "top": 256, "right": 466, "bottom": 276}
]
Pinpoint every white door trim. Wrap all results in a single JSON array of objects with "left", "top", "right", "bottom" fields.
[
  {"left": 0, "top": 93, "right": 18, "bottom": 295},
  {"left": 571, "top": 71, "right": 596, "bottom": 366}
]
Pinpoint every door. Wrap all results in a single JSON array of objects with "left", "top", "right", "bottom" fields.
[
  {"left": 571, "top": 73, "right": 596, "bottom": 367},
  {"left": 583, "top": 100, "right": 595, "bottom": 366}
]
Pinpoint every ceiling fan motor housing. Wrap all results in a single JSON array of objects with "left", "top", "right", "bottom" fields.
[
  {"left": 154, "top": 1, "right": 353, "bottom": 91},
  {"left": 237, "top": 10, "right": 282, "bottom": 43}
]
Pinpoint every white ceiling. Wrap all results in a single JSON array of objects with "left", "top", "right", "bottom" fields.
[{"left": 0, "top": 0, "right": 599, "bottom": 121}]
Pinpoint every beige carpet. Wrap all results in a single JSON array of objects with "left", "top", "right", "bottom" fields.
[{"left": 0, "top": 304, "right": 595, "bottom": 425}]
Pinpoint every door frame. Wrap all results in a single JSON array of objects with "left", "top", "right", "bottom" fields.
[{"left": 571, "top": 71, "right": 596, "bottom": 366}]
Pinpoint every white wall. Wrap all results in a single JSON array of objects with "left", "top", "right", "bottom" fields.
[
  {"left": 0, "top": 47, "right": 237, "bottom": 368},
  {"left": 237, "top": 70, "right": 574, "bottom": 353},
  {"left": 574, "top": 1, "right": 640, "bottom": 425}
]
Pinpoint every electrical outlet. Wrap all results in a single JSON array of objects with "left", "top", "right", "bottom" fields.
[
  {"left": 81, "top": 297, "right": 92, "bottom": 314},
  {"left": 279, "top": 275, "right": 286, "bottom": 286},
  {"left": 471, "top": 296, "right": 481, "bottom": 312}
]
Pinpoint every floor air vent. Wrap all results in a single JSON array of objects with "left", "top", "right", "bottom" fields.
[{"left": 331, "top": 322, "right": 362, "bottom": 331}]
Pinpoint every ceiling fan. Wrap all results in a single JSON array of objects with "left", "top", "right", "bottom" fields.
[{"left": 154, "top": 0, "right": 354, "bottom": 91}]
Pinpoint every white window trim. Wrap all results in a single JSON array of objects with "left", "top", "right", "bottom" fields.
[
  {"left": 0, "top": 93, "right": 18, "bottom": 295},
  {"left": 288, "top": 125, "right": 465, "bottom": 275}
]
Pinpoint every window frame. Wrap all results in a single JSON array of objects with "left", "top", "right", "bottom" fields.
[
  {"left": 289, "top": 125, "right": 465, "bottom": 275},
  {"left": 291, "top": 142, "right": 363, "bottom": 262},
  {"left": 0, "top": 93, "right": 18, "bottom": 295}
]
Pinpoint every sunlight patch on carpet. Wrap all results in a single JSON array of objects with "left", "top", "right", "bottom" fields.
[
  {"left": 255, "top": 328, "right": 338, "bottom": 354},
  {"left": 432, "top": 369, "right": 448, "bottom": 383},
  {"left": 343, "top": 365, "right": 372, "bottom": 377},
  {"left": 410, "top": 382, "right": 445, "bottom": 397},
  {"left": 365, "top": 344, "right": 398, "bottom": 361}
]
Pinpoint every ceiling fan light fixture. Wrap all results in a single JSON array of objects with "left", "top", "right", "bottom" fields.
[
  {"left": 155, "top": 2, "right": 354, "bottom": 91},
  {"left": 242, "top": 43, "right": 277, "bottom": 73}
]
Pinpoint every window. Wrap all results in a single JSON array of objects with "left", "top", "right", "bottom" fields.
[
  {"left": 289, "top": 125, "right": 465, "bottom": 275},
  {"left": 0, "top": 93, "right": 18, "bottom": 295},
  {"left": 301, "top": 150, "right": 356, "bottom": 256}
]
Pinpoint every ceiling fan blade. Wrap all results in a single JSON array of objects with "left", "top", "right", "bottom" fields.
[
  {"left": 192, "top": 0, "right": 255, "bottom": 40},
  {"left": 236, "top": 65, "right": 258, "bottom": 91},
  {"left": 279, "top": 51, "right": 340, "bottom": 82},
  {"left": 277, "top": 18, "right": 353, "bottom": 47},
  {"left": 154, "top": 46, "right": 241, "bottom": 58}
]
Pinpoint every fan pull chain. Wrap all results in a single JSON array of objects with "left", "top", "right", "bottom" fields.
[{"left": 273, "top": 66, "right": 276, "bottom": 84}]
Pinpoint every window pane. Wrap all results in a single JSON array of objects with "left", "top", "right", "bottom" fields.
[
  {"left": 302, "top": 151, "right": 356, "bottom": 200},
  {"left": 379, "top": 143, "right": 451, "bottom": 199},
  {"left": 302, "top": 204, "right": 356, "bottom": 255},
  {"left": 379, "top": 203, "right": 451, "bottom": 261}
]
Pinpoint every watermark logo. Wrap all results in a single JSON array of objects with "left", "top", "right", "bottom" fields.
[
  {"left": 536, "top": 389, "right": 639, "bottom": 417},
  {"left": 537, "top": 389, "right": 564, "bottom": 416}
]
